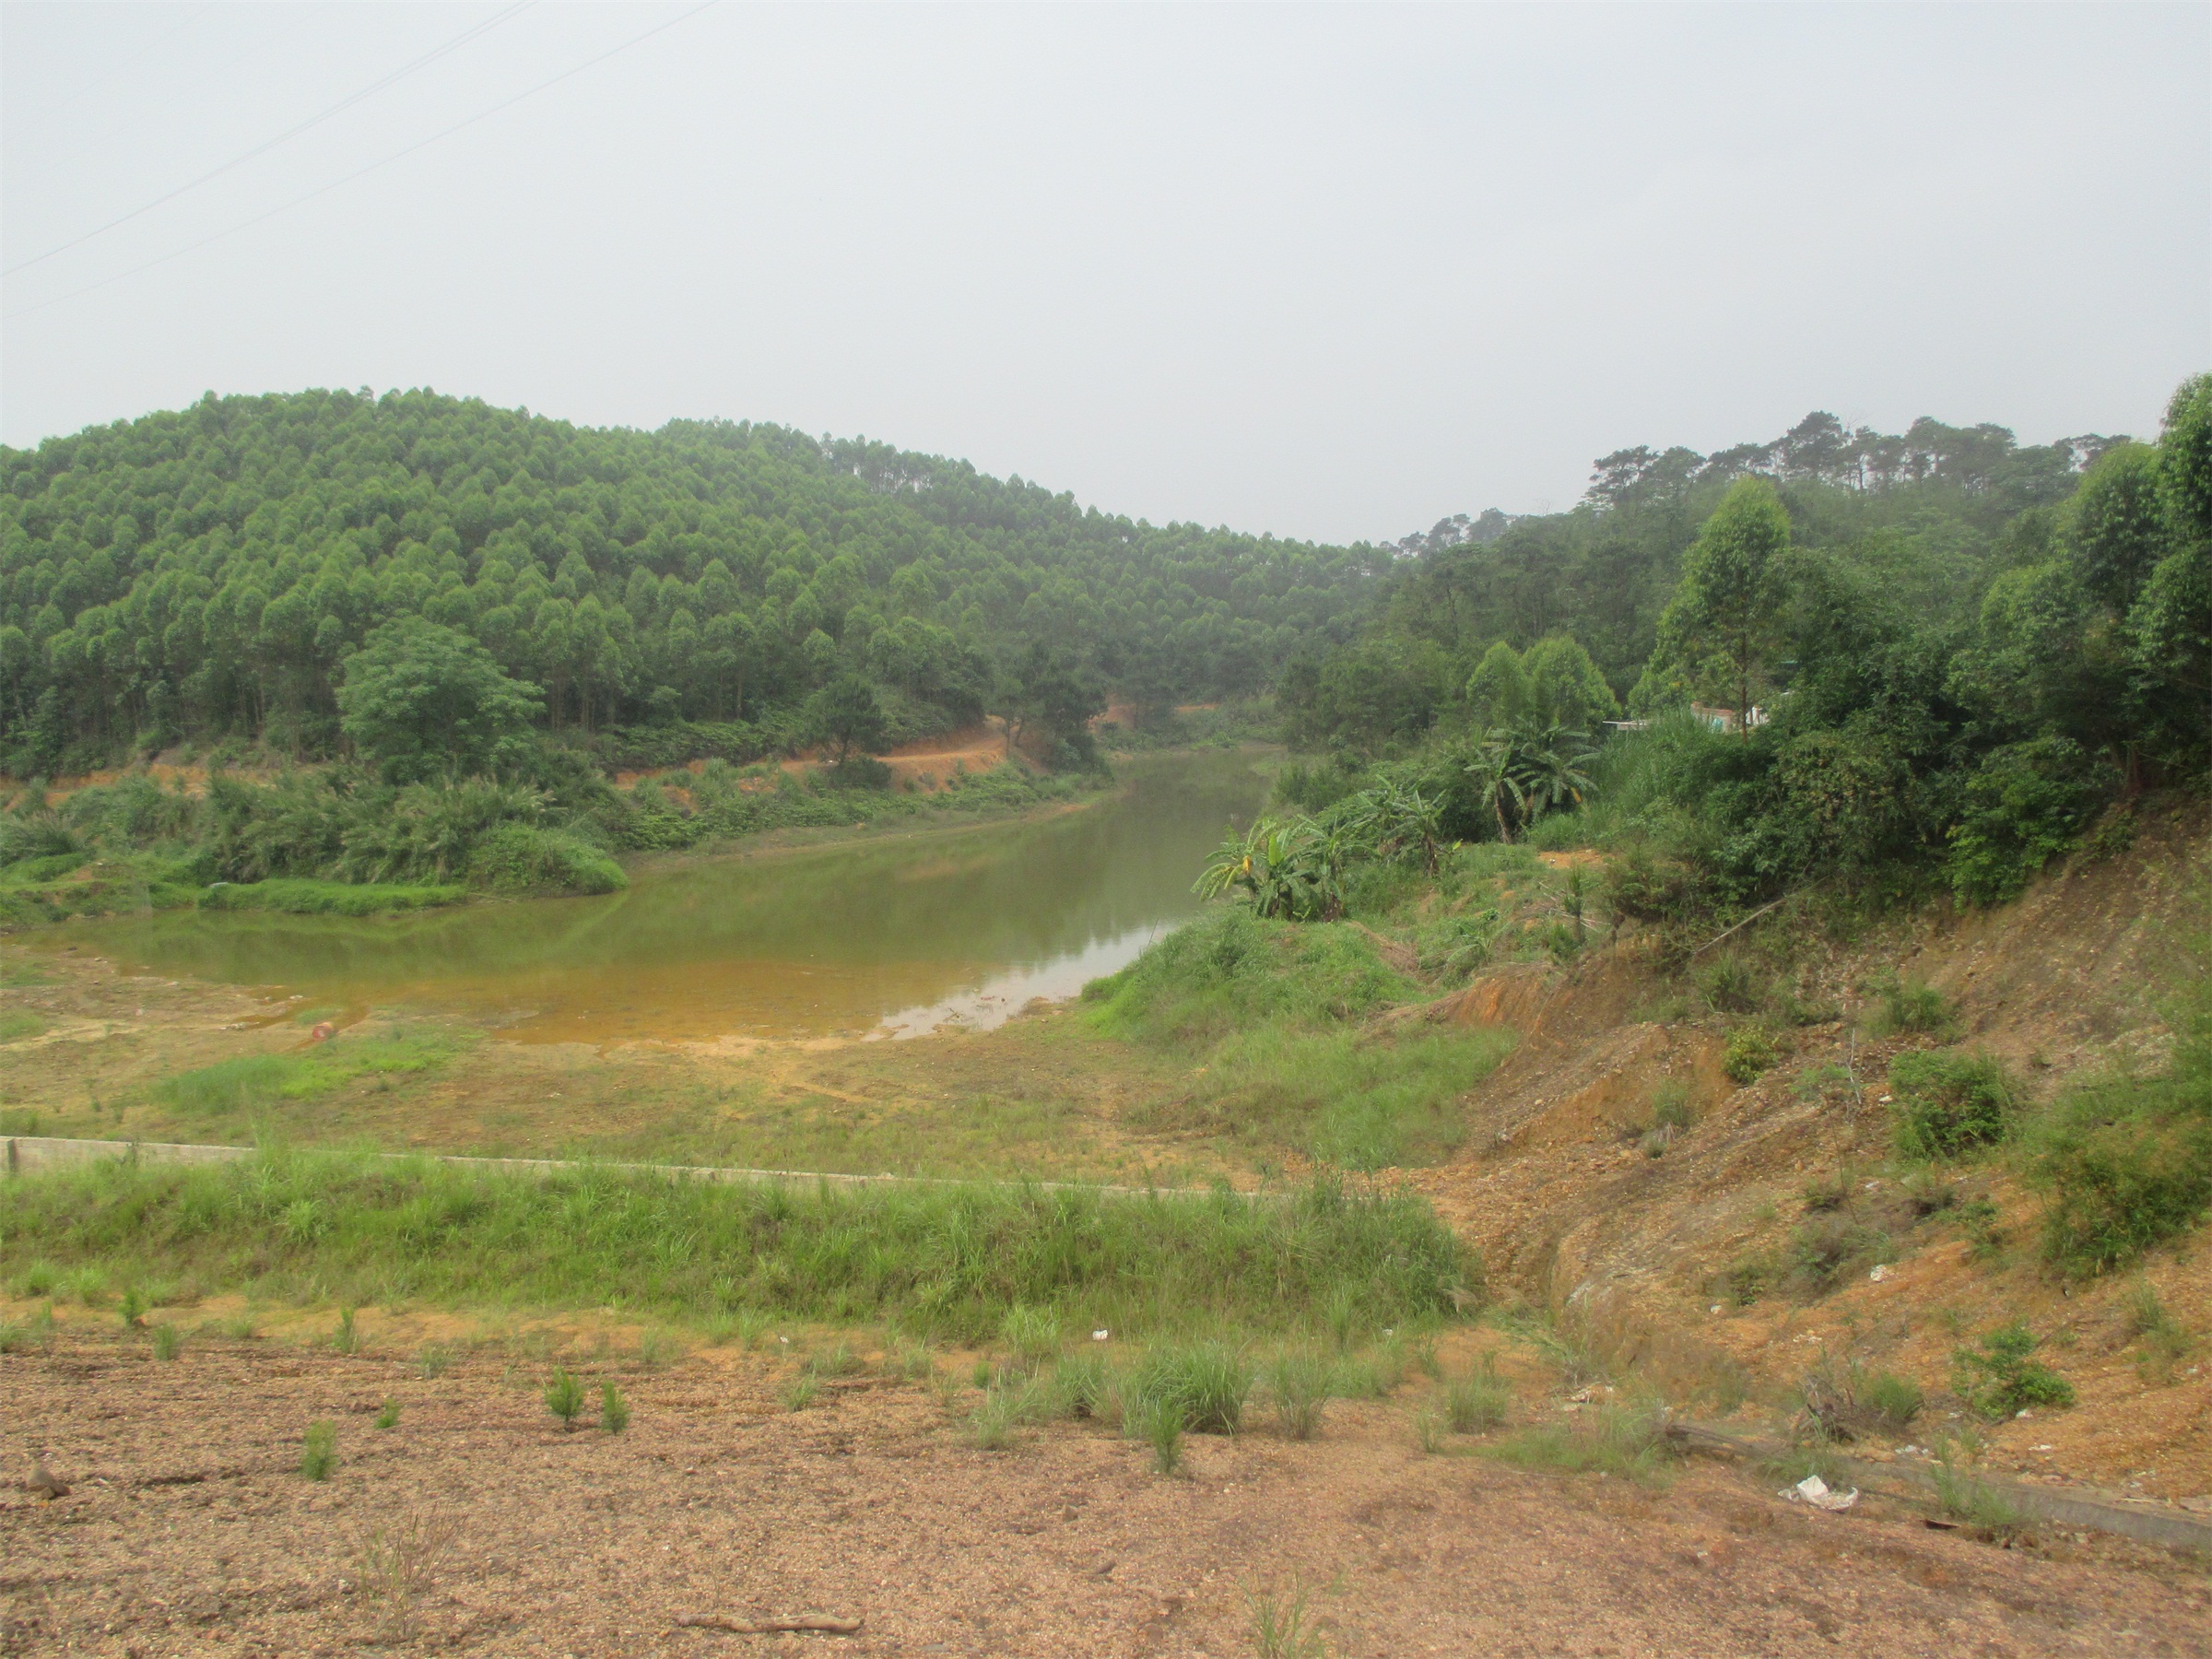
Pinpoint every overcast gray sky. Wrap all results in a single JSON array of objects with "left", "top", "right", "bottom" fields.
[{"left": 3, "top": 3, "right": 2206, "bottom": 542}]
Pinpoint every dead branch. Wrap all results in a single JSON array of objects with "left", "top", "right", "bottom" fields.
[{"left": 677, "top": 1613, "right": 864, "bottom": 1635}]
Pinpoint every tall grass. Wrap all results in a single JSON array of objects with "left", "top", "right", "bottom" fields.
[
  {"left": 0, "top": 1150, "right": 1472, "bottom": 1343},
  {"left": 1088, "top": 907, "right": 1515, "bottom": 1169}
]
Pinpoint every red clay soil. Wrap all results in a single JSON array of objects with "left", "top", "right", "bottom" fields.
[{"left": 6, "top": 1329, "right": 2209, "bottom": 1658}]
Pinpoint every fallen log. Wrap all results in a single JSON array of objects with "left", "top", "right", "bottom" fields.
[{"left": 676, "top": 1613, "right": 864, "bottom": 1635}]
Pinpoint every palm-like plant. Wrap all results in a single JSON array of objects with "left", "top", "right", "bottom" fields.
[
  {"left": 1194, "top": 818, "right": 1344, "bottom": 921},
  {"left": 1465, "top": 723, "right": 1596, "bottom": 841},
  {"left": 1347, "top": 781, "right": 1446, "bottom": 874}
]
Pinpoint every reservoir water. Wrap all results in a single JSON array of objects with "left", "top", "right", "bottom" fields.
[{"left": 51, "top": 749, "right": 1272, "bottom": 1044}]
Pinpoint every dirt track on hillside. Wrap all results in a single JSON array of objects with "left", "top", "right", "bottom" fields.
[{"left": 6, "top": 1328, "right": 2209, "bottom": 1658}]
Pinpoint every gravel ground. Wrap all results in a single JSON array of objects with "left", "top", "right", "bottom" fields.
[{"left": 6, "top": 1331, "right": 2210, "bottom": 1658}]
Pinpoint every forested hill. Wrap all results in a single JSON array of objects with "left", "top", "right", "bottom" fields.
[
  {"left": 0, "top": 388, "right": 1386, "bottom": 773},
  {"left": 1334, "top": 411, "right": 2141, "bottom": 745}
]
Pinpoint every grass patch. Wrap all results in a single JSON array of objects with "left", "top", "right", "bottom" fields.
[
  {"left": 1488, "top": 1402, "right": 1677, "bottom": 1487},
  {"left": 1090, "top": 906, "right": 1513, "bottom": 1169},
  {"left": 0, "top": 1009, "right": 47, "bottom": 1043},
  {"left": 0, "top": 1152, "right": 1472, "bottom": 1344},
  {"left": 199, "top": 877, "right": 466, "bottom": 917},
  {"left": 156, "top": 1028, "right": 461, "bottom": 1119}
]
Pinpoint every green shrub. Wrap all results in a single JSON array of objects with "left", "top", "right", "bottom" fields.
[
  {"left": 466, "top": 822, "right": 626, "bottom": 896},
  {"left": 1723, "top": 1025, "right": 1779, "bottom": 1086},
  {"left": 374, "top": 1398, "right": 401, "bottom": 1430},
  {"left": 1944, "top": 737, "right": 2107, "bottom": 907},
  {"left": 1888, "top": 1051, "right": 2018, "bottom": 1159},
  {"left": 2035, "top": 1094, "right": 2212, "bottom": 1274},
  {"left": 1953, "top": 1323, "right": 2075, "bottom": 1418}
]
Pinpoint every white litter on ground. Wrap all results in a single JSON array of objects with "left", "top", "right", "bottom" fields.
[{"left": 1780, "top": 1475, "right": 1860, "bottom": 1512}]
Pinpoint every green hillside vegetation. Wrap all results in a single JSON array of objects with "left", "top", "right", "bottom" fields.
[
  {"left": 0, "top": 388, "right": 1382, "bottom": 776},
  {"left": 1276, "top": 375, "right": 2209, "bottom": 911}
]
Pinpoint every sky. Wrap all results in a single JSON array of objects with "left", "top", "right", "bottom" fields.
[{"left": 3, "top": 3, "right": 2206, "bottom": 544}]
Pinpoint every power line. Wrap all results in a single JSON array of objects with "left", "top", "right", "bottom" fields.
[
  {"left": 5, "top": 3, "right": 536, "bottom": 277},
  {"left": 3, "top": 2, "right": 717, "bottom": 322}
]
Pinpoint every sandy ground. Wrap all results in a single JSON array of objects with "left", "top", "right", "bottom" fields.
[{"left": 5, "top": 1327, "right": 2210, "bottom": 1659}]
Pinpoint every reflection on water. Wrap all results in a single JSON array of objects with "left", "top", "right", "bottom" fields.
[{"left": 53, "top": 752, "right": 1270, "bottom": 1043}]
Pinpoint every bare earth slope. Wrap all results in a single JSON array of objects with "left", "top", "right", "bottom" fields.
[
  {"left": 1409, "top": 799, "right": 2210, "bottom": 1507},
  {"left": 5, "top": 1325, "right": 2208, "bottom": 1658}
]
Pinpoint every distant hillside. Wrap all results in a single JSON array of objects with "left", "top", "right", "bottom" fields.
[{"left": 0, "top": 390, "right": 1385, "bottom": 771}]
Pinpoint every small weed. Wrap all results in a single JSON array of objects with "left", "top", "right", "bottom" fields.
[
  {"left": 1862, "top": 1370, "right": 1924, "bottom": 1433},
  {"left": 1794, "top": 1064, "right": 1859, "bottom": 1105},
  {"left": 416, "top": 1344, "right": 452, "bottom": 1379},
  {"left": 118, "top": 1287, "right": 146, "bottom": 1329},
  {"left": 1410, "top": 1332, "right": 1442, "bottom": 1380},
  {"left": 151, "top": 1322, "right": 182, "bottom": 1361},
  {"left": 1651, "top": 1081, "right": 1694, "bottom": 1131},
  {"left": 967, "top": 1389, "right": 1020, "bottom": 1451},
  {"left": 638, "top": 1328, "right": 686, "bottom": 1371},
  {"left": 1132, "top": 1394, "right": 1184, "bottom": 1476},
  {"left": 1875, "top": 979, "right": 1955, "bottom": 1037},
  {"left": 544, "top": 1368, "right": 585, "bottom": 1430},
  {"left": 2124, "top": 1282, "right": 2194, "bottom": 1383},
  {"left": 1489, "top": 1402, "right": 1677, "bottom": 1487},
  {"left": 1956, "top": 1195, "right": 2006, "bottom": 1260},
  {"left": 781, "top": 1373, "right": 819, "bottom": 1412},
  {"left": 1244, "top": 1575, "right": 1328, "bottom": 1658},
  {"left": 224, "top": 1312, "right": 259, "bottom": 1341},
  {"left": 893, "top": 1342, "right": 937, "bottom": 1382},
  {"left": 1900, "top": 1171, "right": 1959, "bottom": 1218},
  {"left": 1954, "top": 1323, "right": 2075, "bottom": 1418},
  {"left": 806, "top": 1341, "right": 863, "bottom": 1379},
  {"left": 332, "top": 1307, "right": 359, "bottom": 1355},
  {"left": 1000, "top": 1302, "right": 1061, "bottom": 1371},
  {"left": 1324, "top": 1283, "right": 1359, "bottom": 1350},
  {"left": 300, "top": 1420, "right": 337, "bottom": 1481},
  {"left": 1720, "top": 1254, "right": 1771, "bottom": 1306},
  {"left": 1800, "top": 1170, "right": 1853, "bottom": 1212},
  {"left": 374, "top": 1397, "right": 401, "bottom": 1430},
  {"left": 1444, "top": 1365, "right": 1510, "bottom": 1433},
  {"left": 1697, "top": 955, "right": 1765, "bottom": 1016},
  {"left": 1266, "top": 1350, "right": 1333, "bottom": 1441},
  {"left": 1413, "top": 1405, "right": 1446, "bottom": 1454},
  {"left": 1789, "top": 1212, "right": 1890, "bottom": 1294},
  {"left": 14, "top": 1261, "right": 57, "bottom": 1299},
  {"left": 599, "top": 1381, "right": 630, "bottom": 1434},
  {"left": 1931, "top": 1459, "right": 2028, "bottom": 1540},
  {"left": 0, "top": 1321, "right": 32, "bottom": 1355},
  {"left": 358, "top": 1512, "right": 453, "bottom": 1644},
  {"left": 1051, "top": 1351, "right": 1112, "bottom": 1420}
]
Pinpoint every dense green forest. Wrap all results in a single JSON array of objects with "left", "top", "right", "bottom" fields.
[
  {"left": 0, "top": 388, "right": 1384, "bottom": 774},
  {"left": 1275, "top": 378, "right": 2210, "bottom": 910}
]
